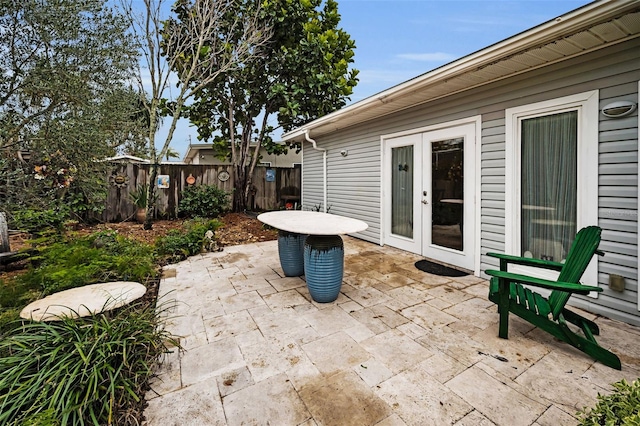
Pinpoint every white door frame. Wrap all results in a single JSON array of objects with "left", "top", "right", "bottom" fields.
[
  {"left": 381, "top": 116, "right": 481, "bottom": 275},
  {"left": 505, "top": 90, "right": 599, "bottom": 290},
  {"left": 381, "top": 133, "right": 423, "bottom": 254},
  {"left": 422, "top": 122, "right": 477, "bottom": 271}
]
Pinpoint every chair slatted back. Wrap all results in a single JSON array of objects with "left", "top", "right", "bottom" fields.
[{"left": 549, "top": 226, "right": 601, "bottom": 319}]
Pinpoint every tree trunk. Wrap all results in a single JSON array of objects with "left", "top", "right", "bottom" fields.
[
  {"left": 233, "top": 164, "right": 248, "bottom": 212},
  {"left": 143, "top": 164, "right": 158, "bottom": 230}
]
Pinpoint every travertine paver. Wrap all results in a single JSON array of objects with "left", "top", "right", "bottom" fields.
[
  {"left": 376, "top": 365, "right": 473, "bottom": 425},
  {"left": 299, "top": 370, "right": 392, "bottom": 425},
  {"left": 222, "top": 373, "right": 310, "bottom": 426},
  {"left": 454, "top": 409, "right": 497, "bottom": 426},
  {"left": 143, "top": 238, "right": 640, "bottom": 426},
  {"left": 180, "top": 336, "right": 245, "bottom": 386},
  {"left": 145, "top": 378, "right": 226, "bottom": 425},
  {"left": 447, "top": 367, "right": 547, "bottom": 426},
  {"left": 302, "top": 331, "right": 371, "bottom": 375}
]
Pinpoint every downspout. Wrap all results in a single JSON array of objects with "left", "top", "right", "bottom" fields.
[{"left": 304, "top": 130, "right": 327, "bottom": 213}]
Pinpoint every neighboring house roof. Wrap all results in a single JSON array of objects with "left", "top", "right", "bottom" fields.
[
  {"left": 283, "top": 0, "right": 640, "bottom": 142},
  {"left": 103, "top": 155, "right": 184, "bottom": 165},
  {"left": 183, "top": 144, "right": 212, "bottom": 163},
  {"left": 103, "top": 155, "right": 150, "bottom": 164},
  {"left": 182, "top": 142, "right": 297, "bottom": 163}
]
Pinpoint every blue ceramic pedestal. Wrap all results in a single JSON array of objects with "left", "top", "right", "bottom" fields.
[
  {"left": 303, "top": 235, "right": 344, "bottom": 303},
  {"left": 277, "top": 231, "right": 307, "bottom": 276}
]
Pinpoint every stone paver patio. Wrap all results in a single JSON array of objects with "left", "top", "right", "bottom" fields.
[{"left": 143, "top": 237, "right": 640, "bottom": 426}]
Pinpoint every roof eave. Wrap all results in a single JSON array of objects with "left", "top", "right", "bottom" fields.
[{"left": 282, "top": 0, "right": 639, "bottom": 142}]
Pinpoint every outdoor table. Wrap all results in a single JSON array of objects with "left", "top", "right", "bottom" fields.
[
  {"left": 20, "top": 281, "right": 147, "bottom": 322},
  {"left": 258, "top": 211, "right": 368, "bottom": 302}
]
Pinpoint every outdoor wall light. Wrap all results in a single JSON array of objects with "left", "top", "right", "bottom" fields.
[
  {"left": 601, "top": 100, "right": 637, "bottom": 118},
  {"left": 340, "top": 149, "right": 348, "bottom": 157}
]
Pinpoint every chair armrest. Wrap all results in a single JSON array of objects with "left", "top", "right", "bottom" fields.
[
  {"left": 485, "top": 269, "right": 602, "bottom": 295},
  {"left": 486, "top": 252, "right": 565, "bottom": 272}
]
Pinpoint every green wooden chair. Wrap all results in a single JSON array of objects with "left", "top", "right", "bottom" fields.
[{"left": 485, "top": 226, "right": 621, "bottom": 370}]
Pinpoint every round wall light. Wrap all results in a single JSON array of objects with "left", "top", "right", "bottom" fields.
[{"left": 601, "top": 100, "right": 637, "bottom": 118}]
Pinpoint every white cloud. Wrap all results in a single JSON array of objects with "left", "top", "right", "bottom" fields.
[
  {"left": 396, "top": 52, "right": 458, "bottom": 62},
  {"left": 356, "top": 68, "right": 421, "bottom": 85}
]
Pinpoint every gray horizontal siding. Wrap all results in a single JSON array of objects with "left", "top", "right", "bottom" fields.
[{"left": 302, "top": 37, "right": 639, "bottom": 323}]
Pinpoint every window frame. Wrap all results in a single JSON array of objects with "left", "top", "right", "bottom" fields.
[{"left": 505, "top": 90, "right": 599, "bottom": 285}]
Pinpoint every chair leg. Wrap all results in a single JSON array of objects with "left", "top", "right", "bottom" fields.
[
  {"left": 498, "top": 279, "right": 510, "bottom": 339},
  {"left": 562, "top": 308, "right": 600, "bottom": 336},
  {"left": 557, "top": 317, "right": 621, "bottom": 370}
]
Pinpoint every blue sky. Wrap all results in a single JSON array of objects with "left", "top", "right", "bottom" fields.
[{"left": 162, "top": 0, "right": 592, "bottom": 159}]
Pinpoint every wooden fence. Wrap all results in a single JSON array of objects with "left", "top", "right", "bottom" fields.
[{"left": 103, "top": 163, "right": 301, "bottom": 222}]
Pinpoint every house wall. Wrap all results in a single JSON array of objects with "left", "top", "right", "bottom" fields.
[{"left": 302, "top": 37, "right": 640, "bottom": 325}]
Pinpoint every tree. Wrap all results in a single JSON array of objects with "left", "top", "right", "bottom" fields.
[
  {"left": 0, "top": 0, "right": 137, "bottom": 149},
  {"left": 0, "top": 0, "right": 143, "bottom": 220},
  {"left": 123, "top": 0, "right": 270, "bottom": 229},
  {"left": 180, "top": 0, "right": 358, "bottom": 212}
]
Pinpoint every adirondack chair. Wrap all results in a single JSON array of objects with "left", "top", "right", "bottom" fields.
[{"left": 485, "top": 226, "right": 622, "bottom": 370}]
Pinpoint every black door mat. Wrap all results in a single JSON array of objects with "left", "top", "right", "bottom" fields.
[{"left": 415, "top": 260, "right": 468, "bottom": 277}]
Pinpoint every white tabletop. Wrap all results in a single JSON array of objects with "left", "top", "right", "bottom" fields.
[
  {"left": 20, "top": 281, "right": 147, "bottom": 321},
  {"left": 258, "top": 211, "right": 368, "bottom": 235}
]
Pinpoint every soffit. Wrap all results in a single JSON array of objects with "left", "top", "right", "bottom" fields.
[{"left": 283, "top": 4, "right": 640, "bottom": 141}]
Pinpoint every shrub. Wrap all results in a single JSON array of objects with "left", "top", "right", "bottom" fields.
[
  {"left": 156, "top": 218, "right": 222, "bottom": 262},
  {"left": 0, "top": 302, "right": 179, "bottom": 425},
  {"left": 17, "top": 231, "right": 157, "bottom": 295},
  {"left": 10, "top": 207, "right": 70, "bottom": 235},
  {"left": 577, "top": 379, "right": 640, "bottom": 425},
  {"left": 178, "top": 184, "right": 230, "bottom": 218},
  {"left": 129, "top": 184, "right": 157, "bottom": 209}
]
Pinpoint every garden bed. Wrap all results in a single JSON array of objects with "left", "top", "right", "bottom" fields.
[
  {"left": 7, "top": 212, "right": 277, "bottom": 253},
  {"left": 0, "top": 212, "right": 277, "bottom": 425}
]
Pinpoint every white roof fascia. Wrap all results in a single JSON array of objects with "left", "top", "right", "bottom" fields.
[{"left": 282, "top": 0, "right": 639, "bottom": 142}]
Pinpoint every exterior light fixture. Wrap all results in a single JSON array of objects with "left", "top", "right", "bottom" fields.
[
  {"left": 601, "top": 101, "right": 637, "bottom": 118},
  {"left": 340, "top": 149, "right": 348, "bottom": 157}
]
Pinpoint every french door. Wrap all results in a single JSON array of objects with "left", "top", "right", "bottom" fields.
[{"left": 384, "top": 122, "right": 476, "bottom": 271}]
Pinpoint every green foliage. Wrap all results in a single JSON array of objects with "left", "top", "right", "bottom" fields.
[
  {"left": 0, "top": 302, "right": 179, "bottom": 426},
  {"left": 176, "top": 0, "right": 357, "bottom": 211},
  {"left": 0, "top": 0, "right": 142, "bottom": 220},
  {"left": 129, "top": 184, "right": 156, "bottom": 209},
  {"left": 0, "top": 306, "right": 22, "bottom": 337},
  {"left": 178, "top": 184, "right": 230, "bottom": 218},
  {"left": 17, "top": 231, "right": 157, "bottom": 295},
  {"left": 156, "top": 219, "right": 222, "bottom": 262},
  {"left": 577, "top": 379, "right": 640, "bottom": 425},
  {"left": 10, "top": 207, "right": 70, "bottom": 235}
]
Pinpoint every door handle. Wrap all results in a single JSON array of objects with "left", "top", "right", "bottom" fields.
[{"left": 422, "top": 200, "right": 429, "bottom": 204}]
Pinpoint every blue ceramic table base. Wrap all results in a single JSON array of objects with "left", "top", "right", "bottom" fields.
[
  {"left": 304, "top": 235, "right": 344, "bottom": 303},
  {"left": 277, "top": 231, "right": 307, "bottom": 276}
]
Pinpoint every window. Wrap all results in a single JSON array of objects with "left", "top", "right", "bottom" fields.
[
  {"left": 505, "top": 91, "right": 598, "bottom": 282},
  {"left": 391, "top": 145, "right": 414, "bottom": 238},
  {"left": 521, "top": 111, "right": 577, "bottom": 261}
]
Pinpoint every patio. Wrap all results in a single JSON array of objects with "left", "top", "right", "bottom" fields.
[{"left": 143, "top": 237, "right": 640, "bottom": 426}]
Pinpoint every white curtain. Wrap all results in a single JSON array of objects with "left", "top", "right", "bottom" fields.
[
  {"left": 521, "top": 110, "right": 577, "bottom": 261},
  {"left": 391, "top": 146, "right": 413, "bottom": 238}
]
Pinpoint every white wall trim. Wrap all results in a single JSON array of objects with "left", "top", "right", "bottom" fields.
[
  {"left": 381, "top": 116, "right": 482, "bottom": 141},
  {"left": 637, "top": 80, "right": 640, "bottom": 312},
  {"left": 474, "top": 117, "right": 482, "bottom": 276},
  {"left": 379, "top": 135, "right": 385, "bottom": 246},
  {"left": 505, "top": 90, "right": 599, "bottom": 286}
]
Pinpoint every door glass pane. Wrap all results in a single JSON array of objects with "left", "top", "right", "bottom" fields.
[
  {"left": 391, "top": 146, "right": 413, "bottom": 238},
  {"left": 432, "top": 138, "right": 464, "bottom": 250},
  {"left": 521, "top": 111, "right": 577, "bottom": 261}
]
